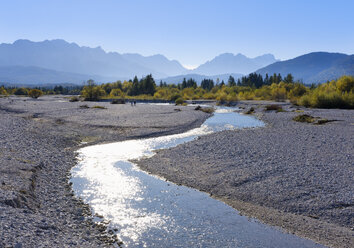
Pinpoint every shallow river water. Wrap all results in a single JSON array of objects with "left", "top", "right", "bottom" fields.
[{"left": 71, "top": 107, "right": 324, "bottom": 248}]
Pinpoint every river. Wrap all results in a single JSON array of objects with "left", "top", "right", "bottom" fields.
[{"left": 71, "top": 106, "right": 324, "bottom": 248}]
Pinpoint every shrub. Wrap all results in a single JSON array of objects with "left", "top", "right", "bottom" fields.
[
  {"left": 199, "top": 107, "right": 215, "bottom": 114},
  {"left": 81, "top": 80, "right": 105, "bottom": 101},
  {"left": 297, "top": 77, "right": 354, "bottom": 109},
  {"left": 288, "top": 83, "right": 308, "bottom": 98},
  {"left": 316, "top": 119, "right": 330, "bottom": 125},
  {"left": 69, "top": 96, "right": 80, "bottom": 102},
  {"left": 293, "top": 114, "right": 315, "bottom": 123},
  {"left": 28, "top": 89, "right": 43, "bottom": 99},
  {"left": 79, "top": 104, "right": 89, "bottom": 108},
  {"left": 264, "top": 104, "right": 282, "bottom": 111},
  {"left": 271, "top": 87, "right": 287, "bottom": 101},
  {"left": 170, "top": 93, "right": 182, "bottom": 101},
  {"left": 175, "top": 97, "right": 184, "bottom": 105},
  {"left": 244, "top": 107, "right": 255, "bottom": 114},
  {"left": 0, "top": 87, "right": 7, "bottom": 95},
  {"left": 14, "top": 88, "right": 28, "bottom": 96},
  {"left": 311, "top": 91, "right": 350, "bottom": 109},
  {"left": 110, "top": 88, "right": 125, "bottom": 98},
  {"left": 92, "top": 105, "right": 106, "bottom": 109},
  {"left": 336, "top": 75, "right": 354, "bottom": 93},
  {"left": 298, "top": 94, "right": 312, "bottom": 107}
]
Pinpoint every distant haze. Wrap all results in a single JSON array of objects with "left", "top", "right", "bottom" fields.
[
  {"left": 0, "top": 39, "right": 353, "bottom": 85},
  {"left": 192, "top": 53, "right": 278, "bottom": 75},
  {"left": 0, "top": 39, "right": 277, "bottom": 85}
]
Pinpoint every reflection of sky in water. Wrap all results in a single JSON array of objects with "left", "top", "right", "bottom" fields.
[{"left": 71, "top": 108, "right": 324, "bottom": 248}]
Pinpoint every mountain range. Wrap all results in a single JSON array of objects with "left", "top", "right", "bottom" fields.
[
  {"left": 192, "top": 53, "right": 277, "bottom": 75},
  {"left": 0, "top": 39, "right": 353, "bottom": 85},
  {"left": 256, "top": 52, "right": 354, "bottom": 84},
  {"left": 0, "top": 39, "right": 276, "bottom": 85}
]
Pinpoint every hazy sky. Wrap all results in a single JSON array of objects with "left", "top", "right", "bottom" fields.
[{"left": 1, "top": 0, "right": 353, "bottom": 68}]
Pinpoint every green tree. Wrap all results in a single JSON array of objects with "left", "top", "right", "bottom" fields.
[
  {"left": 81, "top": 79, "right": 105, "bottom": 101},
  {"left": 284, "top": 73, "right": 294, "bottom": 84},
  {"left": 129, "top": 76, "right": 140, "bottom": 96},
  {"left": 227, "top": 75, "right": 236, "bottom": 87},
  {"left": 140, "top": 74, "right": 156, "bottom": 95}
]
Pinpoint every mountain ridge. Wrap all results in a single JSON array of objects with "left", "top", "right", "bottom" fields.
[
  {"left": 255, "top": 52, "right": 354, "bottom": 83},
  {"left": 1, "top": 39, "right": 353, "bottom": 85},
  {"left": 0, "top": 39, "right": 187, "bottom": 79},
  {"left": 192, "top": 53, "right": 278, "bottom": 75}
]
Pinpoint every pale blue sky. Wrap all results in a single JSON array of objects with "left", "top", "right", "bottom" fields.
[{"left": 1, "top": 0, "right": 353, "bottom": 68}]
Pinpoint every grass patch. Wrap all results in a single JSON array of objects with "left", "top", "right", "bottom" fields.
[
  {"left": 293, "top": 114, "right": 316, "bottom": 123},
  {"left": 314, "top": 119, "right": 337, "bottom": 125},
  {"left": 276, "top": 108, "right": 287, "bottom": 112},
  {"left": 264, "top": 104, "right": 282, "bottom": 111},
  {"left": 194, "top": 105, "right": 214, "bottom": 113},
  {"left": 92, "top": 105, "right": 107, "bottom": 109},
  {"left": 293, "top": 114, "right": 336, "bottom": 125},
  {"left": 69, "top": 96, "right": 80, "bottom": 102}
]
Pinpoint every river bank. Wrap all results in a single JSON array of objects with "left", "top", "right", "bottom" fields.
[
  {"left": 0, "top": 95, "right": 210, "bottom": 247},
  {"left": 136, "top": 101, "right": 354, "bottom": 248}
]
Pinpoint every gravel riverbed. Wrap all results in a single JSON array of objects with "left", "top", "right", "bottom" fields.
[
  {"left": 136, "top": 101, "right": 354, "bottom": 248},
  {"left": 0, "top": 95, "right": 209, "bottom": 247}
]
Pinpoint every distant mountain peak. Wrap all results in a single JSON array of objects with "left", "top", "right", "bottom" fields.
[{"left": 193, "top": 52, "right": 277, "bottom": 75}]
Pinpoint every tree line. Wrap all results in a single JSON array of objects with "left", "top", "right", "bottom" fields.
[{"left": 1, "top": 73, "right": 353, "bottom": 109}]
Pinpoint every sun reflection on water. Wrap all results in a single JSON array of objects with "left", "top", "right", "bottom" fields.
[{"left": 69, "top": 108, "right": 322, "bottom": 247}]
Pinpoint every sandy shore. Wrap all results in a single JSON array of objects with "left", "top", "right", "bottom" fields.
[
  {"left": 0, "top": 95, "right": 210, "bottom": 247},
  {"left": 136, "top": 101, "right": 354, "bottom": 248}
]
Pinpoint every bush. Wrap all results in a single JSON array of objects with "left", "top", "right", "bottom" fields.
[
  {"left": 170, "top": 93, "right": 182, "bottom": 101},
  {"left": 92, "top": 105, "right": 106, "bottom": 109},
  {"left": 200, "top": 107, "right": 215, "bottom": 113},
  {"left": 264, "top": 104, "right": 282, "bottom": 111},
  {"left": 244, "top": 107, "right": 255, "bottom": 114},
  {"left": 297, "top": 77, "right": 354, "bottom": 109},
  {"left": 28, "top": 89, "right": 43, "bottom": 99},
  {"left": 293, "top": 114, "right": 315, "bottom": 123},
  {"left": 14, "top": 88, "right": 28, "bottom": 96},
  {"left": 110, "top": 88, "right": 125, "bottom": 98},
  {"left": 0, "top": 87, "right": 7, "bottom": 95},
  {"left": 81, "top": 80, "right": 105, "bottom": 101},
  {"left": 195, "top": 105, "right": 214, "bottom": 113},
  {"left": 271, "top": 87, "right": 287, "bottom": 101},
  {"left": 298, "top": 94, "right": 312, "bottom": 107},
  {"left": 336, "top": 75, "right": 354, "bottom": 93},
  {"left": 69, "top": 96, "right": 80, "bottom": 102},
  {"left": 175, "top": 97, "right": 184, "bottom": 105}
]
